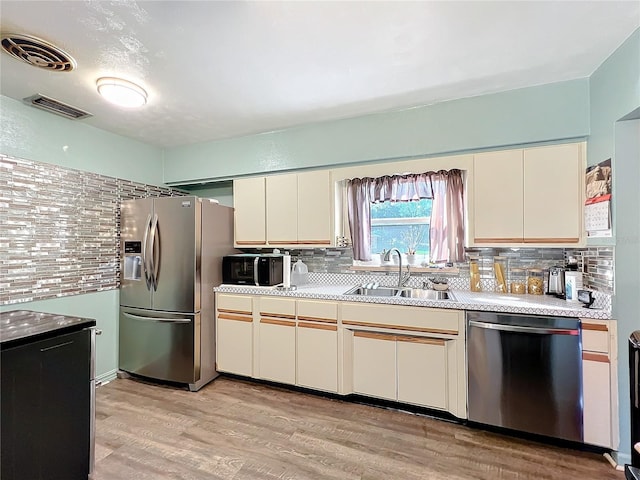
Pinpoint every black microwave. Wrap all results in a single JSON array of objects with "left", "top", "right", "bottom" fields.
[{"left": 222, "top": 254, "right": 284, "bottom": 286}]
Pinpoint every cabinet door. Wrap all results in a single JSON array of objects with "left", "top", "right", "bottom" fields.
[
  {"left": 297, "top": 322, "right": 338, "bottom": 393},
  {"left": 473, "top": 149, "right": 524, "bottom": 243},
  {"left": 397, "top": 336, "right": 447, "bottom": 409},
  {"left": 583, "top": 355, "right": 612, "bottom": 447},
  {"left": 266, "top": 173, "right": 298, "bottom": 245},
  {"left": 524, "top": 144, "right": 582, "bottom": 243},
  {"left": 1, "top": 330, "right": 91, "bottom": 480},
  {"left": 258, "top": 319, "right": 296, "bottom": 384},
  {"left": 234, "top": 177, "right": 266, "bottom": 246},
  {"left": 352, "top": 331, "right": 396, "bottom": 400},
  {"left": 216, "top": 314, "right": 253, "bottom": 376},
  {"left": 297, "top": 170, "right": 332, "bottom": 245}
]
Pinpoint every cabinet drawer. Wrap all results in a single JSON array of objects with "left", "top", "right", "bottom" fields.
[
  {"left": 217, "top": 294, "right": 252, "bottom": 314},
  {"left": 342, "top": 302, "right": 461, "bottom": 335},
  {"left": 582, "top": 321, "right": 609, "bottom": 354},
  {"left": 297, "top": 300, "right": 337, "bottom": 323},
  {"left": 259, "top": 297, "right": 296, "bottom": 318}
]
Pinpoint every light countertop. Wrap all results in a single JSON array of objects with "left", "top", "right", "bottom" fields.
[{"left": 214, "top": 283, "right": 611, "bottom": 320}]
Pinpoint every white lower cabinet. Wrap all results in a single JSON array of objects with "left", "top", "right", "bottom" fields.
[
  {"left": 353, "top": 332, "right": 397, "bottom": 400},
  {"left": 258, "top": 319, "right": 296, "bottom": 384},
  {"left": 297, "top": 322, "right": 338, "bottom": 393},
  {"left": 216, "top": 294, "right": 254, "bottom": 376},
  {"left": 396, "top": 336, "right": 447, "bottom": 409},
  {"left": 581, "top": 319, "right": 618, "bottom": 449}
]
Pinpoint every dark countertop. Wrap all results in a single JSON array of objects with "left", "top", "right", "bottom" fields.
[{"left": 0, "top": 310, "right": 96, "bottom": 349}]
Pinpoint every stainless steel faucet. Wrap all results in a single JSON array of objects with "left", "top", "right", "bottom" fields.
[{"left": 383, "top": 248, "right": 411, "bottom": 288}]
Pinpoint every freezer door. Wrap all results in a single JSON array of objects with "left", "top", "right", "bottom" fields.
[
  {"left": 119, "top": 306, "right": 200, "bottom": 383},
  {"left": 151, "top": 197, "right": 200, "bottom": 313},
  {"left": 120, "top": 198, "right": 153, "bottom": 309}
]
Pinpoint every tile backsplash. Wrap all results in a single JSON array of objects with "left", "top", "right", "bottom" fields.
[
  {"left": 249, "top": 245, "right": 615, "bottom": 295},
  {"left": 0, "top": 153, "right": 185, "bottom": 305}
]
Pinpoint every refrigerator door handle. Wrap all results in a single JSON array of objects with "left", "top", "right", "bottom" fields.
[
  {"left": 142, "top": 213, "right": 152, "bottom": 289},
  {"left": 149, "top": 213, "right": 159, "bottom": 291},
  {"left": 123, "top": 312, "right": 191, "bottom": 323},
  {"left": 253, "top": 256, "right": 259, "bottom": 286}
]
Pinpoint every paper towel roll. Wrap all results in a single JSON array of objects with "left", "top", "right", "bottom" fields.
[
  {"left": 282, "top": 254, "right": 291, "bottom": 288},
  {"left": 565, "top": 271, "right": 583, "bottom": 302}
]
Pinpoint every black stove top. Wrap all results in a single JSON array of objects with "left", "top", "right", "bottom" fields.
[{"left": 0, "top": 310, "right": 95, "bottom": 347}]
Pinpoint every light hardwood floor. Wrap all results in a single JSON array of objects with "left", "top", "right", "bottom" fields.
[{"left": 93, "top": 377, "right": 622, "bottom": 480}]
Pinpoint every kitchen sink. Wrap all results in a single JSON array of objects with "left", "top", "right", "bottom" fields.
[
  {"left": 399, "top": 289, "right": 455, "bottom": 300},
  {"left": 344, "top": 286, "right": 456, "bottom": 301},
  {"left": 344, "top": 286, "right": 401, "bottom": 297}
]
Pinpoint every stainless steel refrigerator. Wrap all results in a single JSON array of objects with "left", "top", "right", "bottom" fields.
[{"left": 119, "top": 196, "right": 235, "bottom": 391}]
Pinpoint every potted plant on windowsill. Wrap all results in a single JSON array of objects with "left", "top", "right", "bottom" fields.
[{"left": 403, "top": 225, "right": 426, "bottom": 266}]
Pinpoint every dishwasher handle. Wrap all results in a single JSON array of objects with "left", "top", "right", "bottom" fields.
[{"left": 468, "top": 320, "right": 579, "bottom": 336}]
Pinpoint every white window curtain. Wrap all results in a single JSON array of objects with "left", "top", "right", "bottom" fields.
[{"left": 347, "top": 170, "right": 464, "bottom": 263}]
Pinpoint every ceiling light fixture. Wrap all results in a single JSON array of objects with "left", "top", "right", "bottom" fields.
[{"left": 96, "top": 77, "right": 147, "bottom": 108}]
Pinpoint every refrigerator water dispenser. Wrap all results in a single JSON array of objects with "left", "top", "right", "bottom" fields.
[{"left": 123, "top": 241, "right": 142, "bottom": 281}]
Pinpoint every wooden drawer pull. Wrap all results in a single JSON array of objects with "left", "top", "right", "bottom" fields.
[
  {"left": 523, "top": 237, "right": 580, "bottom": 244},
  {"left": 297, "top": 315, "right": 337, "bottom": 324},
  {"left": 354, "top": 331, "right": 396, "bottom": 341},
  {"left": 298, "top": 322, "right": 337, "bottom": 331},
  {"left": 218, "top": 308, "right": 251, "bottom": 315},
  {"left": 396, "top": 336, "right": 446, "bottom": 346},
  {"left": 260, "top": 318, "right": 296, "bottom": 327},
  {"left": 583, "top": 352, "right": 609, "bottom": 363},
  {"left": 582, "top": 323, "right": 608, "bottom": 332},
  {"left": 218, "top": 313, "right": 252, "bottom": 322},
  {"left": 260, "top": 312, "right": 296, "bottom": 320},
  {"left": 344, "top": 320, "right": 457, "bottom": 336}
]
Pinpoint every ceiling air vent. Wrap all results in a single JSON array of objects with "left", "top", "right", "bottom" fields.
[
  {"left": 23, "top": 94, "right": 92, "bottom": 120},
  {"left": 1, "top": 33, "right": 76, "bottom": 72}
]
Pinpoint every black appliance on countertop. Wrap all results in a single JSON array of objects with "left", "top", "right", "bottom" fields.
[
  {"left": 627, "top": 330, "right": 640, "bottom": 479},
  {"left": 1, "top": 310, "right": 98, "bottom": 480}
]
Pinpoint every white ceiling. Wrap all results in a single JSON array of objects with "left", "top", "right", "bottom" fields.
[{"left": 1, "top": 1, "right": 639, "bottom": 148}]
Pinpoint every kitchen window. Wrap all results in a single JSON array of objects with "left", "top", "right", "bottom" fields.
[
  {"left": 346, "top": 170, "right": 464, "bottom": 263},
  {"left": 370, "top": 199, "right": 431, "bottom": 256}
]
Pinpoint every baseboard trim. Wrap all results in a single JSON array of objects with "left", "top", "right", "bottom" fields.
[{"left": 96, "top": 369, "right": 118, "bottom": 386}]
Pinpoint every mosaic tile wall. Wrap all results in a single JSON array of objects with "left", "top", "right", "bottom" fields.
[
  {"left": 0, "top": 153, "right": 185, "bottom": 305},
  {"left": 244, "top": 245, "right": 615, "bottom": 294}
]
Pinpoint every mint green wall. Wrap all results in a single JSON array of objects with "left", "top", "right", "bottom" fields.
[
  {"left": 0, "top": 290, "right": 120, "bottom": 382},
  {"left": 589, "top": 28, "right": 640, "bottom": 463},
  {"left": 0, "top": 95, "right": 164, "bottom": 185},
  {"left": 163, "top": 79, "right": 590, "bottom": 184},
  {"left": 588, "top": 29, "right": 640, "bottom": 168},
  {"left": 182, "top": 181, "right": 233, "bottom": 207}
]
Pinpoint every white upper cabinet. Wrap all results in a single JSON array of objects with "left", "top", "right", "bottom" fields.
[
  {"left": 234, "top": 170, "right": 333, "bottom": 247},
  {"left": 472, "top": 142, "right": 584, "bottom": 246},
  {"left": 473, "top": 149, "right": 524, "bottom": 243},
  {"left": 266, "top": 173, "right": 298, "bottom": 245},
  {"left": 233, "top": 177, "right": 266, "bottom": 246},
  {"left": 523, "top": 143, "right": 582, "bottom": 243},
  {"left": 297, "top": 170, "right": 332, "bottom": 244}
]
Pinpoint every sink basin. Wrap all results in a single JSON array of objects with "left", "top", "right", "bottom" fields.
[
  {"left": 344, "top": 286, "right": 456, "bottom": 301},
  {"left": 344, "top": 286, "right": 401, "bottom": 297},
  {"left": 399, "top": 289, "right": 456, "bottom": 301}
]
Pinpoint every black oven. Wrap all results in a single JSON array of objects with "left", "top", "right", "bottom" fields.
[{"left": 222, "top": 254, "right": 284, "bottom": 286}]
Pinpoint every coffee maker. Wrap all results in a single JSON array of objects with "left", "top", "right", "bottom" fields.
[{"left": 546, "top": 266, "right": 566, "bottom": 297}]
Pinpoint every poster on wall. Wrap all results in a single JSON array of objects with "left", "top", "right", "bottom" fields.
[{"left": 584, "top": 158, "right": 612, "bottom": 237}]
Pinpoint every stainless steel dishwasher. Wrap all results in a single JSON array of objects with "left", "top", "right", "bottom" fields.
[{"left": 467, "top": 312, "right": 583, "bottom": 442}]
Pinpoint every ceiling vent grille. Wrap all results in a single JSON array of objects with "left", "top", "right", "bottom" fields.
[
  {"left": 1, "top": 33, "right": 76, "bottom": 72},
  {"left": 23, "top": 94, "right": 92, "bottom": 120}
]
